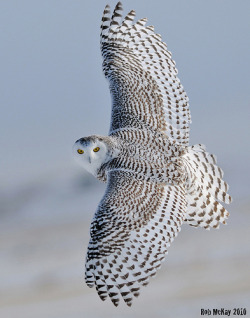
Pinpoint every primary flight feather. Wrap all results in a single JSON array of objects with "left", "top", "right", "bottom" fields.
[{"left": 72, "top": 2, "right": 232, "bottom": 306}]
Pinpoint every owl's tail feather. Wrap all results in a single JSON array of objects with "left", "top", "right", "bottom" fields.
[{"left": 182, "top": 144, "right": 232, "bottom": 230}]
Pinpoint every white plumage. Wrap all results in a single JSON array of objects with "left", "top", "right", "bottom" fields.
[{"left": 72, "top": 2, "right": 232, "bottom": 306}]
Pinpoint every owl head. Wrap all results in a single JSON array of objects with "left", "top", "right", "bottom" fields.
[{"left": 73, "top": 135, "right": 118, "bottom": 176}]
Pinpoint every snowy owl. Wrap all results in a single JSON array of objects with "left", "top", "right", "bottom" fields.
[{"left": 72, "top": 2, "right": 232, "bottom": 306}]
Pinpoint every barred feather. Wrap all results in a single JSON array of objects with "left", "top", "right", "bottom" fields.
[
  {"left": 183, "top": 144, "right": 232, "bottom": 229},
  {"left": 85, "top": 171, "right": 186, "bottom": 306},
  {"left": 100, "top": 1, "right": 190, "bottom": 145}
]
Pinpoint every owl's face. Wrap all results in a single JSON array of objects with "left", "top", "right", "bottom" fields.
[{"left": 73, "top": 136, "right": 111, "bottom": 176}]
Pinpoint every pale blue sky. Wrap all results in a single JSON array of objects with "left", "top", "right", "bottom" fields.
[{"left": 0, "top": 0, "right": 249, "bottom": 198}]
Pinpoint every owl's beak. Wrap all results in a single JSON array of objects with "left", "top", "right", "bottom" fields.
[{"left": 88, "top": 157, "right": 91, "bottom": 164}]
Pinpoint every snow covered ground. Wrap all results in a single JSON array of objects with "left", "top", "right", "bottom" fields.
[{"left": 0, "top": 167, "right": 249, "bottom": 318}]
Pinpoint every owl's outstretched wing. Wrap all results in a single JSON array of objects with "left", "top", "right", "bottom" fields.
[
  {"left": 101, "top": 2, "right": 191, "bottom": 145},
  {"left": 85, "top": 170, "right": 186, "bottom": 306}
]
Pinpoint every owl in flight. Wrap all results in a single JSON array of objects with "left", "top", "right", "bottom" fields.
[{"left": 73, "top": 2, "right": 232, "bottom": 306}]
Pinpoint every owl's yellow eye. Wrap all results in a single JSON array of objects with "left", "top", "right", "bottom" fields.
[
  {"left": 77, "top": 149, "right": 84, "bottom": 154},
  {"left": 93, "top": 147, "right": 100, "bottom": 152}
]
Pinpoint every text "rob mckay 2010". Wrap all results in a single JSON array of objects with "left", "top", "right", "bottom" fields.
[{"left": 201, "top": 308, "right": 247, "bottom": 316}]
